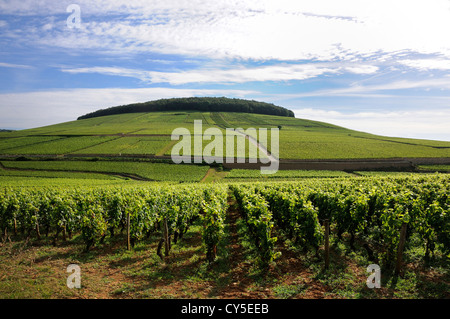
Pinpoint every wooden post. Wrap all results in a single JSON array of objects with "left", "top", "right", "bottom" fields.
[
  {"left": 324, "top": 219, "right": 330, "bottom": 270},
  {"left": 62, "top": 225, "right": 67, "bottom": 242},
  {"left": 3, "top": 227, "right": 7, "bottom": 243},
  {"left": 35, "top": 217, "right": 41, "bottom": 240},
  {"left": 127, "top": 212, "right": 131, "bottom": 251},
  {"left": 164, "top": 218, "right": 170, "bottom": 257},
  {"left": 395, "top": 223, "right": 408, "bottom": 276}
]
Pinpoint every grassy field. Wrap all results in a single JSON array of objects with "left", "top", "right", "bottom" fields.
[
  {"left": 418, "top": 165, "right": 450, "bottom": 172},
  {"left": 0, "top": 136, "right": 63, "bottom": 153},
  {"left": 2, "top": 136, "right": 117, "bottom": 155},
  {"left": 354, "top": 171, "right": 429, "bottom": 177},
  {"left": 1, "top": 158, "right": 447, "bottom": 186},
  {"left": 0, "top": 175, "right": 134, "bottom": 187},
  {"left": 70, "top": 136, "right": 172, "bottom": 155},
  {"left": 1, "top": 111, "right": 449, "bottom": 160},
  {"left": 224, "top": 169, "right": 352, "bottom": 180},
  {"left": 0, "top": 160, "right": 209, "bottom": 183},
  {"left": 0, "top": 167, "right": 118, "bottom": 180}
]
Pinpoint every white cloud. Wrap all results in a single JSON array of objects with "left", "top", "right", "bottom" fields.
[
  {"left": 294, "top": 108, "right": 450, "bottom": 141},
  {"left": 3, "top": 0, "right": 450, "bottom": 61},
  {"left": 61, "top": 62, "right": 378, "bottom": 84},
  {"left": 400, "top": 58, "right": 450, "bottom": 71},
  {"left": 0, "top": 62, "right": 33, "bottom": 69},
  {"left": 61, "top": 66, "right": 147, "bottom": 80},
  {"left": 281, "top": 77, "right": 450, "bottom": 98},
  {"left": 343, "top": 65, "right": 379, "bottom": 74},
  {"left": 41, "top": 23, "right": 54, "bottom": 32}
]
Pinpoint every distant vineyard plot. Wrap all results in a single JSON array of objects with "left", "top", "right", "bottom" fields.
[
  {"left": 0, "top": 160, "right": 209, "bottom": 182},
  {"left": 225, "top": 169, "right": 352, "bottom": 180},
  {"left": 1, "top": 111, "right": 449, "bottom": 161}
]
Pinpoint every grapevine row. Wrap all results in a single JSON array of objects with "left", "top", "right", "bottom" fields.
[
  {"left": 231, "top": 185, "right": 280, "bottom": 267},
  {"left": 0, "top": 174, "right": 448, "bottom": 271},
  {"left": 231, "top": 175, "right": 449, "bottom": 269},
  {"left": 0, "top": 184, "right": 228, "bottom": 262}
]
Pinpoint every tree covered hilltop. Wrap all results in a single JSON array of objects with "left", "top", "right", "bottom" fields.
[{"left": 77, "top": 97, "right": 295, "bottom": 120}]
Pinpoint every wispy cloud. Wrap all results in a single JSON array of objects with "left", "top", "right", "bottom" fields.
[
  {"left": 280, "top": 77, "right": 450, "bottom": 98},
  {"left": 0, "top": 62, "right": 33, "bottom": 69},
  {"left": 3, "top": 0, "right": 450, "bottom": 61},
  {"left": 61, "top": 62, "right": 379, "bottom": 84},
  {"left": 400, "top": 58, "right": 450, "bottom": 71}
]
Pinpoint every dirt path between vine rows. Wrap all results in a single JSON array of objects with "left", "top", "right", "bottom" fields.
[
  {"left": 215, "top": 198, "right": 330, "bottom": 299},
  {"left": 214, "top": 198, "right": 269, "bottom": 298}
]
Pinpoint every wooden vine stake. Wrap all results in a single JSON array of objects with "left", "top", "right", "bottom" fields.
[
  {"left": 35, "top": 217, "right": 41, "bottom": 240},
  {"left": 164, "top": 218, "right": 170, "bottom": 257},
  {"left": 324, "top": 219, "right": 330, "bottom": 270},
  {"left": 127, "top": 212, "right": 131, "bottom": 251},
  {"left": 395, "top": 223, "right": 408, "bottom": 276}
]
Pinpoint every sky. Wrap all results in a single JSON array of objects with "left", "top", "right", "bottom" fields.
[{"left": 0, "top": 0, "right": 450, "bottom": 141}]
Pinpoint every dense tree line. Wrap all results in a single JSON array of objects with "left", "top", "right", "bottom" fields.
[{"left": 77, "top": 97, "right": 295, "bottom": 120}]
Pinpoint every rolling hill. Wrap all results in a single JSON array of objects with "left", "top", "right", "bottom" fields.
[
  {"left": 1, "top": 104, "right": 449, "bottom": 159},
  {"left": 0, "top": 97, "right": 449, "bottom": 184}
]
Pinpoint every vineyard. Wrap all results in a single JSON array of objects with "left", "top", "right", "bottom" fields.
[
  {"left": 0, "top": 184, "right": 228, "bottom": 259},
  {"left": 0, "top": 161, "right": 209, "bottom": 182},
  {"left": 2, "top": 110, "right": 449, "bottom": 160},
  {"left": 232, "top": 175, "right": 450, "bottom": 270},
  {"left": 0, "top": 174, "right": 449, "bottom": 298}
]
